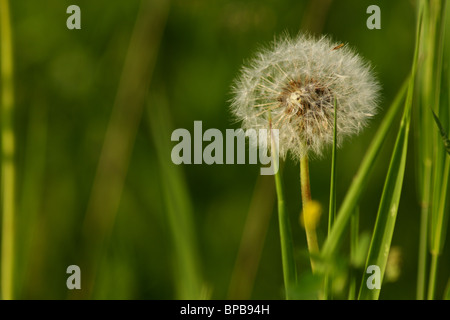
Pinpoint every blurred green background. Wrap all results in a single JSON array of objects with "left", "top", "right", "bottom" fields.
[{"left": 4, "top": 0, "right": 449, "bottom": 299}]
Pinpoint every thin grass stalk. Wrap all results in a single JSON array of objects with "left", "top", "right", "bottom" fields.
[
  {"left": 0, "top": 0, "right": 15, "bottom": 300},
  {"left": 348, "top": 208, "right": 359, "bottom": 300},
  {"left": 427, "top": 0, "right": 448, "bottom": 300},
  {"left": 79, "top": 0, "right": 169, "bottom": 298},
  {"left": 416, "top": 0, "right": 433, "bottom": 300},
  {"left": 324, "top": 97, "right": 337, "bottom": 299},
  {"left": 357, "top": 89, "right": 413, "bottom": 300},
  {"left": 416, "top": 0, "right": 447, "bottom": 300},
  {"left": 149, "top": 95, "right": 203, "bottom": 299},
  {"left": 428, "top": 130, "right": 450, "bottom": 299},
  {"left": 270, "top": 123, "right": 297, "bottom": 300},
  {"left": 228, "top": 175, "right": 275, "bottom": 299},
  {"left": 320, "top": 78, "right": 409, "bottom": 261},
  {"left": 415, "top": 0, "right": 436, "bottom": 300},
  {"left": 358, "top": 3, "right": 422, "bottom": 300}
]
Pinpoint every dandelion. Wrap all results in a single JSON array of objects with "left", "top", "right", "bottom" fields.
[
  {"left": 230, "top": 34, "right": 380, "bottom": 286},
  {"left": 231, "top": 33, "right": 380, "bottom": 160}
]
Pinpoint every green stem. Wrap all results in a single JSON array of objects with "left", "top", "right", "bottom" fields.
[
  {"left": 271, "top": 128, "right": 297, "bottom": 299},
  {"left": 415, "top": 0, "right": 433, "bottom": 300},
  {"left": 320, "top": 78, "right": 409, "bottom": 260},
  {"left": 300, "top": 154, "right": 319, "bottom": 272},
  {"left": 324, "top": 97, "right": 337, "bottom": 299},
  {"left": 348, "top": 208, "right": 359, "bottom": 300},
  {"left": 0, "top": 0, "right": 15, "bottom": 300},
  {"left": 417, "top": 0, "right": 447, "bottom": 300},
  {"left": 428, "top": 155, "right": 450, "bottom": 299},
  {"left": 426, "top": 0, "right": 448, "bottom": 300},
  {"left": 427, "top": 254, "right": 439, "bottom": 300},
  {"left": 328, "top": 97, "right": 338, "bottom": 233},
  {"left": 416, "top": 197, "right": 429, "bottom": 299}
]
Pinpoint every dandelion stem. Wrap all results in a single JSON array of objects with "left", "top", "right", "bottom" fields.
[
  {"left": 271, "top": 123, "right": 297, "bottom": 300},
  {"left": 300, "top": 154, "right": 319, "bottom": 272},
  {"left": 0, "top": 0, "right": 15, "bottom": 300}
]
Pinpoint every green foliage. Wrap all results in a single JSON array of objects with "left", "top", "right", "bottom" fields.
[{"left": 1, "top": 0, "right": 449, "bottom": 300}]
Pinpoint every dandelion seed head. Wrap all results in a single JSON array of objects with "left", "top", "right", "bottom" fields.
[{"left": 230, "top": 34, "right": 381, "bottom": 160}]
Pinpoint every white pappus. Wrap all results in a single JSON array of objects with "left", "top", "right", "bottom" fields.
[{"left": 230, "top": 34, "right": 381, "bottom": 161}]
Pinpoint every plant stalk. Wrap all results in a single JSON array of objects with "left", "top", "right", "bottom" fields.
[
  {"left": 0, "top": 0, "right": 15, "bottom": 300},
  {"left": 271, "top": 126, "right": 297, "bottom": 299},
  {"left": 300, "top": 154, "right": 319, "bottom": 272}
]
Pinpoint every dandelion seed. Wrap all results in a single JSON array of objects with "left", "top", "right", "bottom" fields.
[
  {"left": 332, "top": 43, "right": 345, "bottom": 51},
  {"left": 230, "top": 34, "right": 380, "bottom": 160}
]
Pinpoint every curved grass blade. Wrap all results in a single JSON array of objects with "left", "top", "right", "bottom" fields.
[
  {"left": 358, "top": 3, "right": 422, "bottom": 300},
  {"left": 358, "top": 94, "right": 412, "bottom": 300},
  {"left": 320, "top": 78, "right": 409, "bottom": 261}
]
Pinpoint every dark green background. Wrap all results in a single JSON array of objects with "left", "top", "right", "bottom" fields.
[{"left": 6, "top": 0, "right": 449, "bottom": 299}]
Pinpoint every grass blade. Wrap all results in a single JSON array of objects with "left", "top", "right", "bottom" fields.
[
  {"left": 358, "top": 88, "right": 413, "bottom": 300},
  {"left": 271, "top": 133, "right": 297, "bottom": 299},
  {"left": 427, "top": 150, "right": 450, "bottom": 299},
  {"left": 328, "top": 97, "right": 338, "bottom": 236},
  {"left": 427, "top": 1, "right": 449, "bottom": 295},
  {"left": 358, "top": 3, "right": 422, "bottom": 300},
  {"left": 228, "top": 175, "right": 275, "bottom": 299},
  {"left": 429, "top": 110, "right": 450, "bottom": 297},
  {"left": 79, "top": 0, "right": 169, "bottom": 298},
  {"left": 149, "top": 94, "right": 203, "bottom": 299},
  {"left": 415, "top": 0, "right": 448, "bottom": 300},
  {"left": 324, "top": 97, "right": 337, "bottom": 299},
  {"left": 0, "top": 0, "right": 16, "bottom": 300},
  {"left": 320, "top": 77, "right": 409, "bottom": 261},
  {"left": 348, "top": 207, "right": 359, "bottom": 300}
]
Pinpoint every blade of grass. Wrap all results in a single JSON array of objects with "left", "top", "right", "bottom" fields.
[
  {"left": 348, "top": 207, "right": 359, "bottom": 300},
  {"left": 148, "top": 93, "right": 203, "bottom": 299},
  {"left": 320, "top": 77, "right": 409, "bottom": 261},
  {"left": 17, "top": 99, "right": 48, "bottom": 298},
  {"left": 79, "top": 0, "right": 169, "bottom": 298},
  {"left": 427, "top": 0, "right": 448, "bottom": 300},
  {"left": 266, "top": 111, "right": 297, "bottom": 299},
  {"left": 323, "top": 97, "right": 337, "bottom": 299},
  {"left": 358, "top": 3, "right": 422, "bottom": 300},
  {"left": 0, "top": 0, "right": 16, "bottom": 300},
  {"left": 357, "top": 86, "right": 413, "bottom": 300},
  {"left": 329, "top": 97, "right": 337, "bottom": 251},
  {"left": 271, "top": 128, "right": 297, "bottom": 300},
  {"left": 427, "top": 111, "right": 450, "bottom": 299},
  {"left": 416, "top": 0, "right": 447, "bottom": 300},
  {"left": 428, "top": 155, "right": 450, "bottom": 299},
  {"left": 228, "top": 174, "right": 275, "bottom": 299},
  {"left": 415, "top": 0, "right": 433, "bottom": 300}
]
